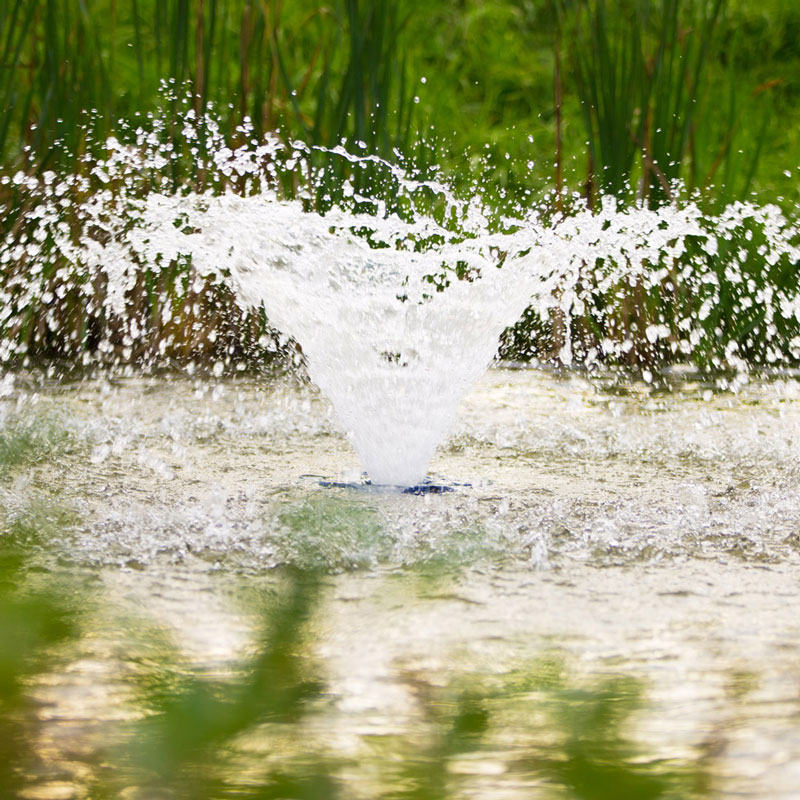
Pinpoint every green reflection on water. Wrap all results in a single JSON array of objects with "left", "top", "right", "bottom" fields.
[
  {"left": 366, "top": 656, "right": 714, "bottom": 800},
  {"left": 0, "top": 545, "right": 719, "bottom": 800},
  {"left": 106, "top": 569, "right": 338, "bottom": 799},
  {"left": 269, "top": 491, "right": 511, "bottom": 574},
  {"left": 513, "top": 659, "right": 712, "bottom": 799},
  {"left": 0, "top": 411, "right": 82, "bottom": 476},
  {"left": 0, "top": 510, "right": 86, "bottom": 798},
  {"left": 272, "top": 495, "right": 389, "bottom": 570}
]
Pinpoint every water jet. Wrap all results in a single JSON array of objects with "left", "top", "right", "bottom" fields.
[{"left": 2, "top": 120, "right": 800, "bottom": 489}]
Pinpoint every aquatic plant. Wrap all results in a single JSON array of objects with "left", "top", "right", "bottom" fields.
[
  {"left": 562, "top": 0, "right": 726, "bottom": 206},
  {"left": 2, "top": 0, "right": 799, "bottom": 378},
  {"left": 3, "top": 0, "right": 797, "bottom": 197},
  {"left": 0, "top": 0, "right": 416, "bottom": 172}
]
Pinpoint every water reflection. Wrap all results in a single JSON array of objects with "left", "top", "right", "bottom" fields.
[
  {"left": 511, "top": 661, "right": 713, "bottom": 799},
  {"left": 6, "top": 370, "right": 800, "bottom": 797},
  {"left": 109, "top": 569, "right": 336, "bottom": 799},
  {"left": 0, "top": 512, "right": 86, "bottom": 798},
  {"left": 272, "top": 495, "right": 389, "bottom": 571},
  {"left": 0, "top": 548, "right": 727, "bottom": 800}
]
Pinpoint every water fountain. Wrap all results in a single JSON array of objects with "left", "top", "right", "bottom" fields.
[
  {"left": 5, "top": 114, "right": 800, "bottom": 799},
  {"left": 3, "top": 116, "right": 799, "bottom": 489}
]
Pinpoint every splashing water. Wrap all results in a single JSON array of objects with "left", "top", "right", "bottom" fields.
[
  {"left": 122, "top": 191, "right": 548, "bottom": 485},
  {"left": 1, "top": 108, "right": 800, "bottom": 484}
]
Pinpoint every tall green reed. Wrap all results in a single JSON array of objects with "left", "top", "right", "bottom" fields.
[
  {"left": 517, "top": 0, "right": 787, "bottom": 371},
  {"left": 0, "top": 0, "right": 420, "bottom": 367},
  {"left": 0, "top": 0, "right": 418, "bottom": 175},
  {"left": 560, "top": 0, "right": 771, "bottom": 209},
  {"left": 0, "top": 0, "right": 795, "bottom": 372}
]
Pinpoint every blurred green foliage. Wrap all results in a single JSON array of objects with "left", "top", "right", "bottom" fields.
[
  {"left": 518, "top": 661, "right": 713, "bottom": 799},
  {"left": 1, "top": 0, "right": 799, "bottom": 371},
  {"left": 1, "top": 0, "right": 798, "bottom": 203},
  {"left": 0, "top": 501, "right": 84, "bottom": 799},
  {"left": 103, "top": 569, "right": 340, "bottom": 799},
  {"left": 0, "top": 521, "right": 720, "bottom": 800}
]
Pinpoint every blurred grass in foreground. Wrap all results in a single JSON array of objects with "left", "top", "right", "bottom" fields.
[
  {"left": 101, "top": 570, "right": 339, "bottom": 799},
  {"left": 0, "top": 521, "right": 721, "bottom": 799},
  {"left": 0, "top": 499, "right": 86, "bottom": 799}
]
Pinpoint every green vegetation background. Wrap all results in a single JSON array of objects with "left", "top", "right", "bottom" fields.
[
  {"left": 2, "top": 0, "right": 800, "bottom": 370},
  {"left": 2, "top": 0, "right": 798, "bottom": 205}
]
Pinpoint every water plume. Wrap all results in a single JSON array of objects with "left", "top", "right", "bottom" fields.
[{"left": 1, "top": 108, "right": 799, "bottom": 484}]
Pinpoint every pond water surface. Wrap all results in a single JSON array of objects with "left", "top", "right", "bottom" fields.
[{"left": 3, "top": 366, "right": 800, "bottom": 798}]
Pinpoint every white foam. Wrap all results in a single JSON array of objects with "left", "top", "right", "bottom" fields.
[{"left": 3, "top": 116, "right": 800, "bottom": 483}]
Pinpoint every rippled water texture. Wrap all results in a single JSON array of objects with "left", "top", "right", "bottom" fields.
[{"left": 4, "top": 367, "right": 800, "bottom": 798}]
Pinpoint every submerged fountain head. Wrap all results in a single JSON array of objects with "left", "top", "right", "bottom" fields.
[{"left": 317, "top": 476, "right": 460, "bottom": 495}]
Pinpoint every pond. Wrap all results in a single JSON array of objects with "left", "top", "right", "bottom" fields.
[{"left": 2, "top": 366, "right": 800, "bottom": 798}]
